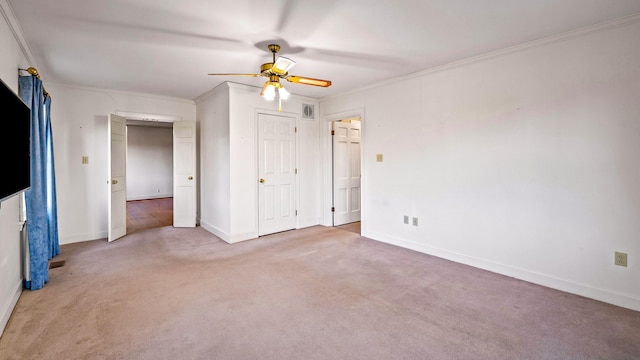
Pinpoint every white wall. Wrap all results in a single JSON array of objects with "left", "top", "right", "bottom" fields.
[
  {"left": 197, "top": 83, "right": 230, "bottom": 240},
  {"left": 196, "top": 84, "right": 231, "bottom": 241},
  {"left": 46, "top": 83, "right": 195, "bottom": 245},
  {"left": 126, "top": 125, "right": 173, "bottom": 200},
  {"left": 0, "top": 0, "right": 30, "bottom": 336},
  {"left": 196, "top": 82, "right": 321, "bottom": 243},
  {"left": 320, "top": 20, "right": 640, "bottom": 311}
]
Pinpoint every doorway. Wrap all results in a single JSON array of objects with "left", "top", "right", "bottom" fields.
[
  {"left": 126, "top": 121, "right": 174, "bottom": 233},
  {"left": 332, "top": 117, "right": 362, "bottom": 233},
  {"left": 108, "top": 113, "right": 196, "bottom": 242}
]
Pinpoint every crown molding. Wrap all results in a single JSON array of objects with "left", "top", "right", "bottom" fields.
[
  {"left": 0, "top": 0, "right": 36, "bottom": 68},
  {"left": 321, "top": 12, "right": 640, "bottom": 102},
  {"left": 46, "top": 82, "right": 195, "bottom": 104}
]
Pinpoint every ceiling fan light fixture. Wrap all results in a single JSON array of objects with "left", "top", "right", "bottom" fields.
[
  {"left": 209, "top": 43, "right": 331, "bottom": 111},
  {"left": 272, "top": 56, "right": 296, "bottom": 75},
  {"left": 278, "top": 86, "right": 290, "bottom": 100},
  {"left": 262, "top": 82, "right": 276, "bottom": 100}
]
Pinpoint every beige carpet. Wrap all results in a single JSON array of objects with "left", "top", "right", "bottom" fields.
[{"left": 1, "top": 225, "right": 639, "bottom": 359}]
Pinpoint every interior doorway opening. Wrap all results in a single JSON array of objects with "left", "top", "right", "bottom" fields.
[
  {"left": 107, "top": 114, "right": 197, "bottom": 242},
  {"left": 125, "top": 120, "right": 174, "bottom": 234},
  {"left": 331, "top": 117, "right": 362, "bottom": 235},
  {"left": 109, "top": 111, "right": 196, "bottom": 241}
]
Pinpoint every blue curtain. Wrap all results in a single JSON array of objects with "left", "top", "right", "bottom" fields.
[
  {"left": 19, "top": 75, "right": 60, "bottom": 290},
  {"left": 44, "top": 95, "right": 60, "bottom": 258}
]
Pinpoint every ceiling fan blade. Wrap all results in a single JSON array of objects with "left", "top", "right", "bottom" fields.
[
  {"left": 207, "top": 73, "right": 262, "bottom": 77},
  {"left": 286, "top": 76, "right": 331, "bottom": 87}
]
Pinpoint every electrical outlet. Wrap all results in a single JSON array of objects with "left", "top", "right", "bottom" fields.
[
  {"left": 403, "top": 215, "right": 409, "bottom": 224},
  {"left": 412, "top": 217, "right": 418, "bottom": 226},
  {"left": 615, "top": 252, "right": 628, "bottom": 267}
]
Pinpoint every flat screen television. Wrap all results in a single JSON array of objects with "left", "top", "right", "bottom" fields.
[{"left": 0, "top": 77, "right": 31, "bottom": 203}]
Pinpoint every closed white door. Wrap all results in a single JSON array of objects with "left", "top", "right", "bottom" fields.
[
  {"left": 173, "top": 121, "right": 196, "bottom": 227},
  {"left": 258, "top": 113, "right": 297, "bottom": 236},
  {"left": 332, "top": 120, "right": 361, "bottom": 226},
  {"left": 108, "top": 114, "right": 127, "bottom": 242}
]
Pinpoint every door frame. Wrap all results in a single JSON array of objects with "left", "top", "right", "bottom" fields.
[
  {"left": 331, "top": 118, "right": 362, "bottom": 226},
  {"left": 322, "top": 109, "right": 365, "bottom": 228},
  {"left": 108, "top": 111, "right": 195, "bottom": 235},
  {"left": 255, "top": 108, "right": 300, "bottom": 236}
]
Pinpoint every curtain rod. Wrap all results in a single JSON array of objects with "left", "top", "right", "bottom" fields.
[{"left": 19, "top": 67, "right": 50, "bottom": 98}]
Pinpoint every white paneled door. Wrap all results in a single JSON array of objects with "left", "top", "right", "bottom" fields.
[
  {"left": 332, "top": 120, "right": 361, "bottom": 226},
  {"left": 258, "top": 113, "right": 297, "bottom": 236},
  {"left": 108, "top": 114, "right": 127, "bottom": 242},
  {"left": 173, "top": 121, "right": 197, "bottom": 227}
]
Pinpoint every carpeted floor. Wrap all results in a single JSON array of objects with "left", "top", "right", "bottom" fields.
[{"left": 1, "top": 225, "right": 639, "bottom": 359}]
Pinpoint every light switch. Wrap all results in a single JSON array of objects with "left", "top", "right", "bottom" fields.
[
  {"left": 376, "top": 154, "right": 383, "bottom": 162},
  {"left": 82, "top": 156, "right": 89, "bottom": 164}
]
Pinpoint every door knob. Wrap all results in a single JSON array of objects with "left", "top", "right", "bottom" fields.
[
  {"left": 188, "top": 176, "right": 193, "bottom": 180},
  {"left": 259, "top": 178, "right": 265, "bottom": 183},
  {"left": 112, "top": 179, "right": 118, "bottom": 184}
]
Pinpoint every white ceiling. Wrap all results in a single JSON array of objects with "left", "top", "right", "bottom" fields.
[{"left": 8, "top": 0, "right": 640, "bottom": 100}]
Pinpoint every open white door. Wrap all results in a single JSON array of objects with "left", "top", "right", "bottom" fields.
[
  {"left": 108, "top": 114, "right": 127, "bottom": 242},
  {"left": 258, "top": 113, "right": 297, "bottom": 236},
  {"left": 173, "top": 121, "right": 196, "bottom": 227},
  {"left": 332, "top": 120, "right": 361, "bottom": 226}
]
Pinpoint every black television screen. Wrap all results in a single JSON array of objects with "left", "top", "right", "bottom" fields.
[{"left": 0, "top": 77, "right": 30, "bottom": 203}]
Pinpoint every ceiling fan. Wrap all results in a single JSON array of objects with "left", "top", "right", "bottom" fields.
[{"left": 208, "top": 43, "right": 332, "bottom": 110}]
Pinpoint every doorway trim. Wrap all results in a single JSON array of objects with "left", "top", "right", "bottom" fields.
[
  {"left": 331, "top": 118, "right": 362, "bottom": 227},
  {"left": 108, "top": 111, "right": 196, "bottom": 238},
  {"left": 115, "top": 111, "right": 182, "bottom": 123},
  {"left": 322, "top": 108, "right": 365, "bottom": 228}
]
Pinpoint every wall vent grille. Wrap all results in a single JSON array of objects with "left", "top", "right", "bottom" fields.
[{"left": 302, "top": 104, "right": 315, "bottom": 119}]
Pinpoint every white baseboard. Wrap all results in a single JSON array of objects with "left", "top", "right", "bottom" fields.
[
  {"left": 200, "top": 221, "right": 259, "bottom": 244},
  {"left": 200, "top": 220, "right": 230, "bottom": 242},
  {"left": 364, "top": 230, "right": 640, "bottom": 312},
  {"left": 229, "top": 232, "right": 258, "bottom": 244},
  {"left": 59, "top": 231, "right": 108, "bottom": 245},
  {"left": 0, "top": 280, "right": 22, "bottom": 338}
]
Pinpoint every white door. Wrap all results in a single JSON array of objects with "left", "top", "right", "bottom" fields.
[
  {"left": 108, "top": 114, "right": 127, "bottom": 241},
  {"left": 258, "top": 113, "right": 297, "bottom": 236},
  {"left": 173, "top": 121, "right": 197, "bottom": 227},
  {"left": 332, "top": 120, "right": 361, "bottom": 226}
]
